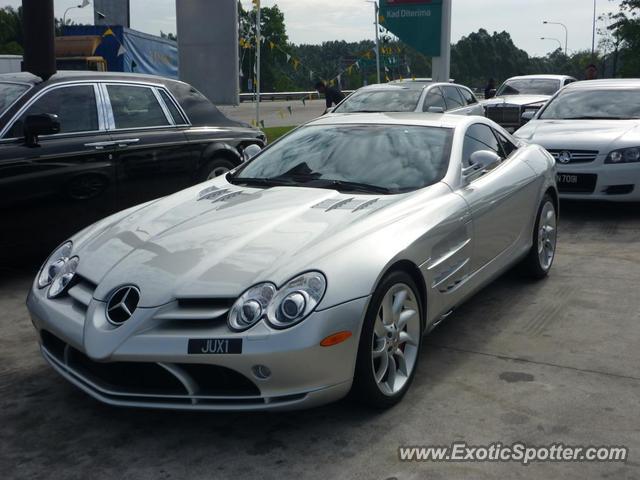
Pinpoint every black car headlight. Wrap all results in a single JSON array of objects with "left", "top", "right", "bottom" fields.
[
  {"left": 605, "top": 147, "right": 640, "bottom": 164},
  {"left": 37, "top": 241, "right": 73, "bottom": 288},
  {"left": 228, "top": 283, "right": 276, "bottom": 332},
  {"left": 266, "top": 272, "right": 327, "bottom": 329},
  {"left": 227, "top": 272, "right": 327, "bottom": 332}
]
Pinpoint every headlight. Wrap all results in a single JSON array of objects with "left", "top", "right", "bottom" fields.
[
  {"left": 47, "top": 256, "right": 79, "bottom": 298},
  {"left": 37, "top": 241, "right": 73, "bottom": 288},
  {"left": 266, "top": 272, "right": 327, "bottom": 329},
  {"left": 228, "top": 283, "right": 276, "bottom": 331},
  {"left": 606, "top": 147, "right": 640, "bottom": 164}
]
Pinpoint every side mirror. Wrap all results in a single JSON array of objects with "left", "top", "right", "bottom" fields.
[
  {"left": 427, "top": 106, "right": 445, "bottom": 114},
  {"left": 521, "top": 110, "right": 536, "bottom": 124},
  {"left": 242, "top": 143, "right": 262, "bottom": 161},
  {"left": 24, "top": 114, "right": 60, "bottom": 147},
  {"left": 463, "top": 150, "right": 502, "bottom": 179}
]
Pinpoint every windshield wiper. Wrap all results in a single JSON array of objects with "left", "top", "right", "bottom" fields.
[
  {"left": 560, "top": 116, "right": 640, "bottom": 120},
  {"left": 227, "top": 176, "right": 298, "bottom": 188},
  {"left": 305, "top": 179, "right": 393, "bottom": 194}
]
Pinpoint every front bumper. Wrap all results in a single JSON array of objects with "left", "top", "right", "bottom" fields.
[
  {"left": 27, "top": 285, "right": 369, "bottom": 411},
  {"left": 557, "top": 161, "right": 640, "bottom": 202}
]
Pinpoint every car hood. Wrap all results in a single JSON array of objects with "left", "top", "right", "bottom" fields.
[
  {"left": 73, "top": 178, "right": 430, "bottom": 307},
  {"left": 514, "top": 119, "right": 640, "bottom": 151},
  {"left": 483, "top": 94, "right": 550, "bottom": 107}
]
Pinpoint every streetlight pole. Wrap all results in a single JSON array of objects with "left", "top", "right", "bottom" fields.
[
  {"left": 62, "top": 0, "right": 90, "bottom": 27},
  {"left": 543, "top": 20, "right": 568, "bottom": 55},
  {"left": 541, "top": 37, "right": 563, "bottom": 52},
  {"left": 592, "top": 0, "right": 597, "bottom": 59},
  {"left": 366, "top": 1, "right": 381, "bottom": 84},
  {"left": 255, "top": 2, "right": 261, "bottom": 126}
]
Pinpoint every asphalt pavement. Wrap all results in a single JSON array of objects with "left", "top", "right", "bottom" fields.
[
  {"left": 220, "top": 99, "right": 326, "bottom": 128},
  {"left": 2, "top": 201, "right": 639, "bottom": 479}
]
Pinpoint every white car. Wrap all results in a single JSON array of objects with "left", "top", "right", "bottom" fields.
[
  {"left": 330, "top": 81, "right": 484, "bottom": 116},
  {"left": 515, "top": 79, "right": 640, "bottom": 201},
  {"left": 484, "top": 75, "right": 577, "bottom": 131}
]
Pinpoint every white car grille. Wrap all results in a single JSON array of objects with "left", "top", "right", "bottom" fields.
[{"left": 548, "top": 149, "right": 599, "bottom": 164}]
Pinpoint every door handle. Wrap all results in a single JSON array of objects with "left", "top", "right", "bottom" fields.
[
  {"left": 116, "top": 138, "right": 140, "bottom": 148},
  {"left": 84, "top": 141, "right": 117, "bottom": 150}
]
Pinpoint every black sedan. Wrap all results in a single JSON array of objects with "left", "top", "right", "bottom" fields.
[{"left": 0, "top": 71, "right": 265, "bottom": 265}]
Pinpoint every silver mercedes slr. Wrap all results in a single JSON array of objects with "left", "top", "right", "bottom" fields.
[{"left": 27, "top": 113, "right": 558, "bottom": 411}]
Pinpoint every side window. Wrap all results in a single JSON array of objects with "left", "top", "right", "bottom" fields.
[
  {"left": 442, "top": 86, "right": 465, "bottom": 110},
  {"left": 462, "top": 124, "right": 502, "bottom": 167},
  {"left": 107, "top": 85, "right": 170, "bottom": 129},
  {"left": 495, "top": 130, "right": 518, "bottom": 158},
  {"left": 5, "top": 85, "right": 98, "bottom": 139},
  {"left": 159, "top": 89, "right": 187, "bottom": 125},
  {"left": 458, "top": 87, "right": 478, "bottom": 105},
  {"left": 564, "top": 78, "right": 576, "bottom": 86},
  {"left": 422, "top": 87, "right": 447, "bottom": 111}
]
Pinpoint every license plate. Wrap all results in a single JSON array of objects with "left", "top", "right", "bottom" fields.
[
  {"left": 188, "top": 338, "right": 243, "bottom": 354},
  {"left": 556, "top": 173, "right": 597, "bottom": 193}
]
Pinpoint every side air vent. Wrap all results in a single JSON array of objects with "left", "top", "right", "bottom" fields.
[{"left": 312, "top": 197, "right": 381, "bottom": 212}]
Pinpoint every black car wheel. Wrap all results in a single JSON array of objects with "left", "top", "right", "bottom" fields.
[{"left": 199, "top": 158, "right": 236, "bottom": 182}]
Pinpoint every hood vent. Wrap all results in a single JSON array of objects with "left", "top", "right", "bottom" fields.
[
  {"left": 197, "top": 187, "right": 246, "bottom": 204},
  {"left": 313, "top": 197, "right": 380, "bottom": 212}
]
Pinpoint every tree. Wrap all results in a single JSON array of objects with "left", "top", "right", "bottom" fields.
[
  {"left": 0, "top": 6, "right": 23, "bottom": 55},
  {"left": 606, "top": 0, "right": 640, "bottom": 76}
]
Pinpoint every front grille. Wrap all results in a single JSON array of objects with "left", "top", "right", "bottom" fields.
[
  {"left": 40, "top": 330, "right": 263, "bottom": 404},
  {"left": 548, "top": 149, "right": 599, "bottom": 164},
  {"left": 485, "top": 105, "right": 521, "bottom": 125}
]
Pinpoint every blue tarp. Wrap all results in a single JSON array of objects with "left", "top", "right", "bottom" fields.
[{"left": 62, "top": 25, "right": 179, "bottom": 79}]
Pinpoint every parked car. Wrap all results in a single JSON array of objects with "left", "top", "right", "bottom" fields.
[
  {"left": 515, "top": 79, "right": 640, "bottom": 201},
  {"left": 483, "top": 74, "right": 577, "bottom": 131},
  {"left": 27, "top": 112, "right": 558, "bottom": 411},
  {"left": 330, "top": 81, "right": 484, "bottom": 116},
  {"left": 0, "top": 71, "right": 265, "bottom": 264}
]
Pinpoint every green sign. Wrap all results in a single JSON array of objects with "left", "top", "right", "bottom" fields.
[{"left": 379, "top": 0, "right": 442, "bottom": 57}]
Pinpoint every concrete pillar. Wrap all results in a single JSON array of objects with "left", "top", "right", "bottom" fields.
[
  {"left": 432, "top": 0, "right": 452, "bottom": 82},
  {"left": 22, "top": 0, "right": 56, "bottom": 80},
  {"left": 176, "top": 0, "right": 239, "bottom": 106}
]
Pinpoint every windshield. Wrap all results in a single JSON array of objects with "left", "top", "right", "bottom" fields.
[
  {"left": 232, "top": 124, "right": 453, "bottom": 194},
  {"left": 0, "top": 82, "right": 29, "bottom": 116},
  {"left": 539, "top": 89, "right": 640, "bottom": 120},
  {"left": 334, "top": 89, "right": 423, "bottom": 113},
  {"left": 497, "top": 79, "right": 561, "bottom": 96}
]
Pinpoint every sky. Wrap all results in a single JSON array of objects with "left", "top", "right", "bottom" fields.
[{"left": 2, "top": 0, "right": 623, "bottom": 57}]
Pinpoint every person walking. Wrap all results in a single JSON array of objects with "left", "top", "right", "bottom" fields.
[{"left": 314, "top": 80, "right": 345, "bottom": 113}]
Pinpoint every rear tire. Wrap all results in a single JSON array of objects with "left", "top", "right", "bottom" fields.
[
  {"left": 351, "top": 270, "right": 423, "bottom": 408},
  {"left": 198, "top": 158, "right": 236, "bottom": 182},
  {"left": 522, "top": 194, "right": 557, "bottom": 279}
]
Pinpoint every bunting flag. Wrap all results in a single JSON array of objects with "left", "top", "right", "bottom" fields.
[
  {"left": 286, "top": 53, "right": 291, "bottom": 63},
  {"left": 117, "top": 45, "right": 126, "bottom": 57},
  {"left": 269, "top": 41, "right": 275, "bottom": 50},
  {"left": 292, "top": 58, "right": 300, "bottom": 70},
  {"left": 347, "top": 65, "right": 353, "bottom": 75},
  {"left": 102, "top": 28, "right": 115, "bottom": 37}
]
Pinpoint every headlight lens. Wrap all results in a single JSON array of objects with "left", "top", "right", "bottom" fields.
[
  {"left": 606, "top": 147, "right": 640, "bottom": 164},
  {"left": 37, "top": 241, "right": 73, "bottom": 288},
  {"left": 267, "top": 272, "right": 327, "bottom": 329},
  {"left": 47, "top": 256, "right": 79, "bottom": 298},
  {"left": 228, "top": 283, "right": 276, "bottom": 331}
]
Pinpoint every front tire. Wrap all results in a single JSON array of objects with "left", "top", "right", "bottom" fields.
[
  {"left": 522, "top": 194, "right": 557, "bottom": 279},
  {"left": 351, "top": 270, "right": 423, "bottom": 408},
  {"left": 198, "top": 157, "right": 236, "bottom": 182}
]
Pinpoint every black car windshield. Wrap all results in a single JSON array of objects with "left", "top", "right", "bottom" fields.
[
  {"left": 334, "top": 89, "right": 423, "bottom": 113},
  {"left": 497, "top": 79, "right": 561, "bottom": 96},
  {"left": 232, "top": 124, "right": 453, "bottom": 194},
  {"left": 0, "top": 83, "right": 29, "bottom": 116},
  {"left": 539, "top": 89, "right": 640, "bottom": 120}
]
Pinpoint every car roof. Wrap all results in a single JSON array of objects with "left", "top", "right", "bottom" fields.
[
  {"left": 505, "top": 74, "right": 574, "bottom": 82},
  {"left": 563, "top": 78, "right": 640, "bottom": 90},
  {"left": 0, "top": 70, "right": 187, "bottom": 87},
  {"left": 305, "top": 112, "right": 475, "bottom": 129},
  {"left": 356, "top": 81, "right": 470, "bottom": 92}
]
